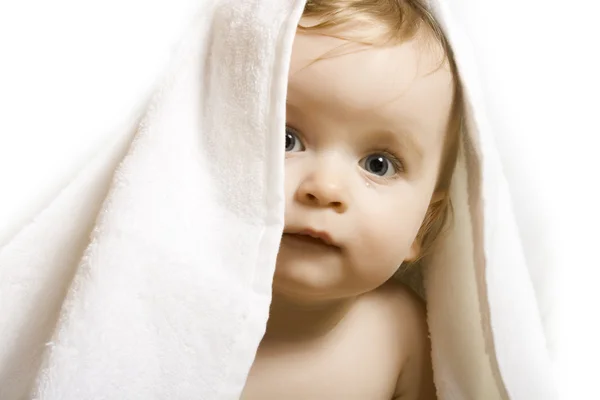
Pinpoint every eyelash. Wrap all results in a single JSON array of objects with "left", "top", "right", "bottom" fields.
[
  {"left": 285, "top": 124, "right": 407, "bottom": 178},
  {"left": 369, "top": 149, "right": 406, "bottom": 179}
]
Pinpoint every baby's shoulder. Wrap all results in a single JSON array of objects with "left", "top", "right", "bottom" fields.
[
  {"left": 363, "top": 280, "right": 428, "bottom": 331},
  {"left": 356, "top": 281, "right": 435, "bottom": 399},
  {"left": 349, "top": 280, "right": 429, "bottom": 367}
]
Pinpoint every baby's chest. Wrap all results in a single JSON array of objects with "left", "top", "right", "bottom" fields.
[{"left": 240, "top": 334, "right": 401, "bottom": 400}]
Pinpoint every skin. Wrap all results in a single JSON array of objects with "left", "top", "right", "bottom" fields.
[{"left": 241, "top": 21, "right": 454, "bottom": 400}]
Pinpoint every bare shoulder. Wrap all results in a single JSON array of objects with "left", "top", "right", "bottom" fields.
[
  {"left": 371, "top": 281, "right": 437, "bottom": 400},
  {"left": 374, "top": 280, "right": 427, "bottom": 318}
]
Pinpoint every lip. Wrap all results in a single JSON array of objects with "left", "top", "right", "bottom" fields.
[{"left": 283, "top": 228, "right": 340, "bottom": 248}]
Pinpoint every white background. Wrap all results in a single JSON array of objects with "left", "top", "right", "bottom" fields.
[
  {"left": 0, "top": 0, "right": 200, "bottom": 243},
  {"left": 1, "top": 0, "right": 599, "bottom": 398}
]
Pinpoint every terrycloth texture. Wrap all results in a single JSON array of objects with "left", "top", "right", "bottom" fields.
[
  {"left": 0, "top": 1, "right": 304, "bottom": 398},
  {"left": 0, "top": 0, "right": 561, "bottom": 399},
  {"left": 422, "top": 3, "right": 557, "bottom": 399}
]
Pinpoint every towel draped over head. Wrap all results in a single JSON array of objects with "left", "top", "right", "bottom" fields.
[{"left": 4, "top": 0, "right": 593, "bottom": 398}]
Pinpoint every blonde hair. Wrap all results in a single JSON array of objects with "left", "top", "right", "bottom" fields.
[{"left": 300, "top": 0, "right": 463, "bottom": 265}]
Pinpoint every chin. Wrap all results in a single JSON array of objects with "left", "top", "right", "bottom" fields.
[{"left": 272, "top": 261, "right": 341, "bottom": 301}]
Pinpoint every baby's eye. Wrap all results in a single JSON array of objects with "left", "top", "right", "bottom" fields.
[
  {"left": 359, "top": 154, "right": 400, "bottom": 177},
  {"left": 285, "top": 126, "right": 305, "bottom": 152}
]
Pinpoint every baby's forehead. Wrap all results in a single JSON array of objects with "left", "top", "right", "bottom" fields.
[
  {"left": 288, "top": 33, "right": 454, "bottom": 144},
  {"left": 290, "top": 33, "right": 451, "bottom": 101}
]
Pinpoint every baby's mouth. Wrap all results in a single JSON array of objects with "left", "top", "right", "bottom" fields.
[{"left": 282, "top": 229, "right": 341, "bottom": 250}]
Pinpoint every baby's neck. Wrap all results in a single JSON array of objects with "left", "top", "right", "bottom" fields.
[{"left": 263, "top": 293, "right": 357, "bottom": 343}]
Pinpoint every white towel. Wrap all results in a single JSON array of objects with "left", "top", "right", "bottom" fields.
[
  {"left": 0, "top": 1, "right": 303, "bottom": 398},
  {"left": 3, "top": 0, "right": 595, "bottom": 398}
]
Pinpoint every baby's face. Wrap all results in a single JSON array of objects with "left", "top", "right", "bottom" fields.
[{"left": 274, "top": 25, "right": 454, "bottom": 303}]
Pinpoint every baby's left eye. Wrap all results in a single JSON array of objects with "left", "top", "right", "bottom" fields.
[
  {"left": 285, "top": 126, "right": 305, "bottom": 152},
  {"left": 359, "top": 154, "right": 399, "bottom": 177}
]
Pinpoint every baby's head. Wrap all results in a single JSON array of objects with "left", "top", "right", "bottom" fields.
[{"left": 276, "top": 0, "right": 462, "bottom": 302}]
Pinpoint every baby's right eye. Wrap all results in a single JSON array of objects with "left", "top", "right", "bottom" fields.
[{"left": 285, "top": 126, "right": 305, "bottom": 152}]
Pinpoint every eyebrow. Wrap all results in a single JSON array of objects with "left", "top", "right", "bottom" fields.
[
  {"left": 285, "top": 99, "right": 305, "bottom": 117},
  {"left": 374, "top": 129, "right": 424, "bottom": 164}
]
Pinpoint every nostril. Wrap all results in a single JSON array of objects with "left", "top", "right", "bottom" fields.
[
  {"left": 332, "top": 201, "right": 342, "bottom": 208},
  {"left": 306, "top": 193, "right": 317, "bottom": 201}
]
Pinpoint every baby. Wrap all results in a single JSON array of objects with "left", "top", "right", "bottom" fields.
[{"left": 242, "top": 1, "right": 462, "bottom": 399}]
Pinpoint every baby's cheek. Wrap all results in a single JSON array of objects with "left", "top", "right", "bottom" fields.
[{"left": 354, "top": 213, "right": 414, "bottom": 272}]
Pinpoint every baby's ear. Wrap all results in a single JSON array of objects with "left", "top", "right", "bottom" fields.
[
  {"left": 430, "top": 190, "right": 446, "bottom": 205},
  {"left": 405, "top": 240, "right": 421, "bottom": 263},
  {"left": 406, "top": 190, "right": 449, "bottom": 263}
]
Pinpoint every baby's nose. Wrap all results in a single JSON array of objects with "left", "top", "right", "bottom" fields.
[{"left": 295, "top": 167, "right": 349, "bottom": 213}]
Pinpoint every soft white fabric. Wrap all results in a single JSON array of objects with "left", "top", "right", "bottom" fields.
[
  {"left": 424, "top": 3, "right": 557, "bottom": 399},
  {"left": 3, "top": 0, "right": 595, "bottom": 398},
  {"left": 0, "top": 1, "right": 303, "bottom": 398}
]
